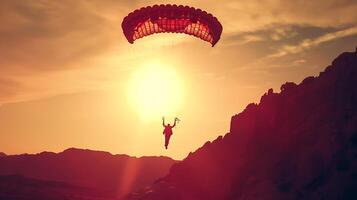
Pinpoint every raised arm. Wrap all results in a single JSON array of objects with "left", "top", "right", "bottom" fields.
[
  {"left": 172, "top": 118, "right": 177, "bottom": 128},
  {"left": 162, "top": 117, "right": 166, "bottom": 127}
]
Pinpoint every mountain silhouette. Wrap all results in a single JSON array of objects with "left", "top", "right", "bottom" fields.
[
  {"left": 0, "top": 148, "right": 176, "bottom": 199},
  {"left": 0, "top": 152, "right": 6, "bottom": 157},
  {"left": 125, "top": 48, "right": 357, "bottom": 200}
]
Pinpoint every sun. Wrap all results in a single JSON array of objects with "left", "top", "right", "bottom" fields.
[{"left": 127, "top": 60, "right": 184, "bottom": 121}]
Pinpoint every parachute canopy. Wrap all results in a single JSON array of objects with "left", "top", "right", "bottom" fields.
[{"left": 122, "top": 4, "right": 223, "bottom": 47}]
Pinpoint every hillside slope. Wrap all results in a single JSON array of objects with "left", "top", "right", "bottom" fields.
[
  {"left": 126, "top": 48, "right": 357, "bottom": 200},
  {"left": 0, "top": 148, "right": 176, "bottom": 198},
  {"left": 0, "top": 175, "right": 115, "bottom": 200}
]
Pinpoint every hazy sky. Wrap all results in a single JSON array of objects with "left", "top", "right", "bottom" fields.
[{"left": 0, "top": 0, "right": 356, "bottom": 159}]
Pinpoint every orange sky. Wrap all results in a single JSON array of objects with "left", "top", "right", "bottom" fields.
[{"left": 0, "top": 0, "right": 357, "bottom": 159}]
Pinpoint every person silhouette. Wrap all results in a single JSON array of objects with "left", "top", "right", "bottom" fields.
[{"left": 162, "top": 117, "right": 178, "bottom": 149}]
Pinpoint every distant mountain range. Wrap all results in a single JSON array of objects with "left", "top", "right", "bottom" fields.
[
  {"left": 125, "top": 48, "right": 357, "bottom": 200},
  {"left": 0, "top": 148, "right": 176, "bottom": 199}
]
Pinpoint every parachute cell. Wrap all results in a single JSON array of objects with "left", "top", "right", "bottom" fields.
[{"left": 122, "top": 4, "right": 223, "bottom": 46}]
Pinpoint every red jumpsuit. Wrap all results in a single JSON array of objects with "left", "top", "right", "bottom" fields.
[{"left": 163, "top": 121, "right": 176, "bottom": 149}]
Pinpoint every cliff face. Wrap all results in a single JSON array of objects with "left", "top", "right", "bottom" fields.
[
  {"left": 0, "top": 148, "right": 176, "bottom": 198},
  {"left": 126, "top": 48, "right": 357, "bottom": 200}
]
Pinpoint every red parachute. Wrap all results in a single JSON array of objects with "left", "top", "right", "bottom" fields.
[{"left": 122, "top": 4, "right": 223, "bottom": 47}]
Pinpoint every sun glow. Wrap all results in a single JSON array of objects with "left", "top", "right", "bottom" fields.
[{"left": 127, "top": 60, "right": 184, "bottom": 120}]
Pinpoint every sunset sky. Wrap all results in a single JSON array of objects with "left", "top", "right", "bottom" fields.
[{"left": 0, "top": 0, "right": 357, "bottom": 159}]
